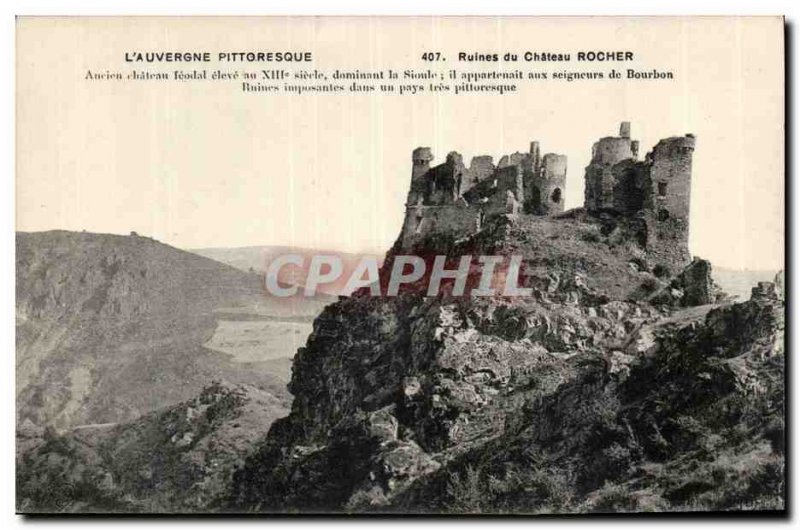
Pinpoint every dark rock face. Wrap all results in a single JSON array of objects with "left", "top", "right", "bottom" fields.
[
  {"left": 227, "top": 214, "right": 784, "bottom": 513},
  {"left": 650, "top": 257, "right": 725, "bottom": 308},
  {"left": 391, "top": 291, "right": 784, "bottom": 514}
]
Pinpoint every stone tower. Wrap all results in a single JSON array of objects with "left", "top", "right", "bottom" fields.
[
  {"left": 526, "top": 153, "right": 567, "bottom": 215},
  {"left": 584, "top": 122, "right": 638, "bottom": 211},
  {"left": 642, "top": 134, "right": 696, "bottom": 267},
  {"left": 522, "top": 140, "right": 567, "bottom": 216},
  {"left": 412, "top": 147, "right": 434, "bottom": 181},
  {"left": 407, "top": 147, "right": 434, "bottom": 206},
  {"left": 582, "top": 123, "right": 696, "bottom": 269}
]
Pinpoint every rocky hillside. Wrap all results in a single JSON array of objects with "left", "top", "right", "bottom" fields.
[
  {"left": 226, "top": 212, "right": 784, "bottom": 514},
  {"left": 16, "top": 212, "right": 784, "bottom": 514},
  {"left": 17, "top": 381, "right": 287, "bottom": 513},
  {"left": 16, "top": 231, "right": 323, "bottom": 428}
]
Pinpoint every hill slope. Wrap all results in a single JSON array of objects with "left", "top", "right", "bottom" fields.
[
  {"left": 16, "top": 231, "right": 322, "bottom": 428},
  {"left": 18, "top": 381, "right": 287, "bottom": 513}
]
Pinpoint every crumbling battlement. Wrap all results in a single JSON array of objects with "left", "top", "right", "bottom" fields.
[{"left": 402, "top": 139, "right": 566, "bottom": 249}]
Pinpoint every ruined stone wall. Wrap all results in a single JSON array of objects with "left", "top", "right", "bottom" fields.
[
  {"left": 432, "top": 153, "right": 464, "bottom": 205},
  {"left": 643, "top": 214, "right": 692, "bottom": 268},
  {"left": 612, "top": 159, "right": 649, "bottom": 215},
  {"left": 467, "top": 155, "right": 495, "bottom": 188},
  {"left": 640, "top": 135, "right": 695, "bottom": 268},
  {"left": 408, "top": 152, "right": 468, "bottom": 206},
  {"left": 401, "top": 139, "right": 565, "bottom": 250},
  {"left": 582, "top": 125, "right": 695, "bottom": 269},
  {"left": 540, "top": 154, "right": 567, "bottom": 215},
  {"left": 584, "top": 165, "right": 617, "bottom": 211},
  {"left": 644, "top": 136, "right": 695, "bottom": 221},
  {"left": 498, "top": 152, "right": 532, "bottom": 170},
  {"left": 400, "top": 203, "right": 481, "bottom": 249},
  {"left": 528, "top": 153, "right": 567, "bottom": 215},
  {"left": 402, "top": 149, "right": 504, "bottom": 250},
  {"left": 482, "top": 166, "right": 524, "bottom": 218},
  {"left": 591, "top": 137, "right": 634, "bottom": 166},
  {"left": 584, "top": 131, "right": 637, "bottom": 211}
]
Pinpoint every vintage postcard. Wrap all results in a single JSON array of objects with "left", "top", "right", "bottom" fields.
[{"left": 15, "top": 16, "right": 784, "bottom": 514}]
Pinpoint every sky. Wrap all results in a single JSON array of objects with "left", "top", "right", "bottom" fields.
[{"left": 16, "top": 16, "right": 784, "bottom": 270}]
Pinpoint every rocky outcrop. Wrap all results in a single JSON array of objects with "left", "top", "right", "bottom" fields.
[
  {"left": 649, "top": 257, "right": 725, "bottom": 308},
  {"left": 391, "top": 290, "right": 784, "bottom": 513},
  {"left": 226, "top": 213, "right": 785, "bottom": 513},
  {"left": 17, "top": 382, "right": 287, "bottom": 513}
]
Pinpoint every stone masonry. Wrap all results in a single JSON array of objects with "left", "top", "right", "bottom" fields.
[
  {"left": 401, "top": 122, "right": 696, "bottom": 271},
  {"left": 584, "top": 122, "right": 695, "bottom": 268},
  {"left": 401, "top": 140, "right": 566, "bottom": 249}
]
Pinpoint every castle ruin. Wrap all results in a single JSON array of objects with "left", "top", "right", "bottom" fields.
[
  {"left": 584, "top": 122, "right": 695, "bottom": 267},
  {"left": 401, "top": 140, "right": 567, "bottom": 249},
  {"left": 400, "top": 122, "right": 695, "bottom": 270}
]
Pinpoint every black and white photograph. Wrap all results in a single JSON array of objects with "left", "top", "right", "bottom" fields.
[{"left": 4, "top": 5, "right": 792, "bottom": 523}]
